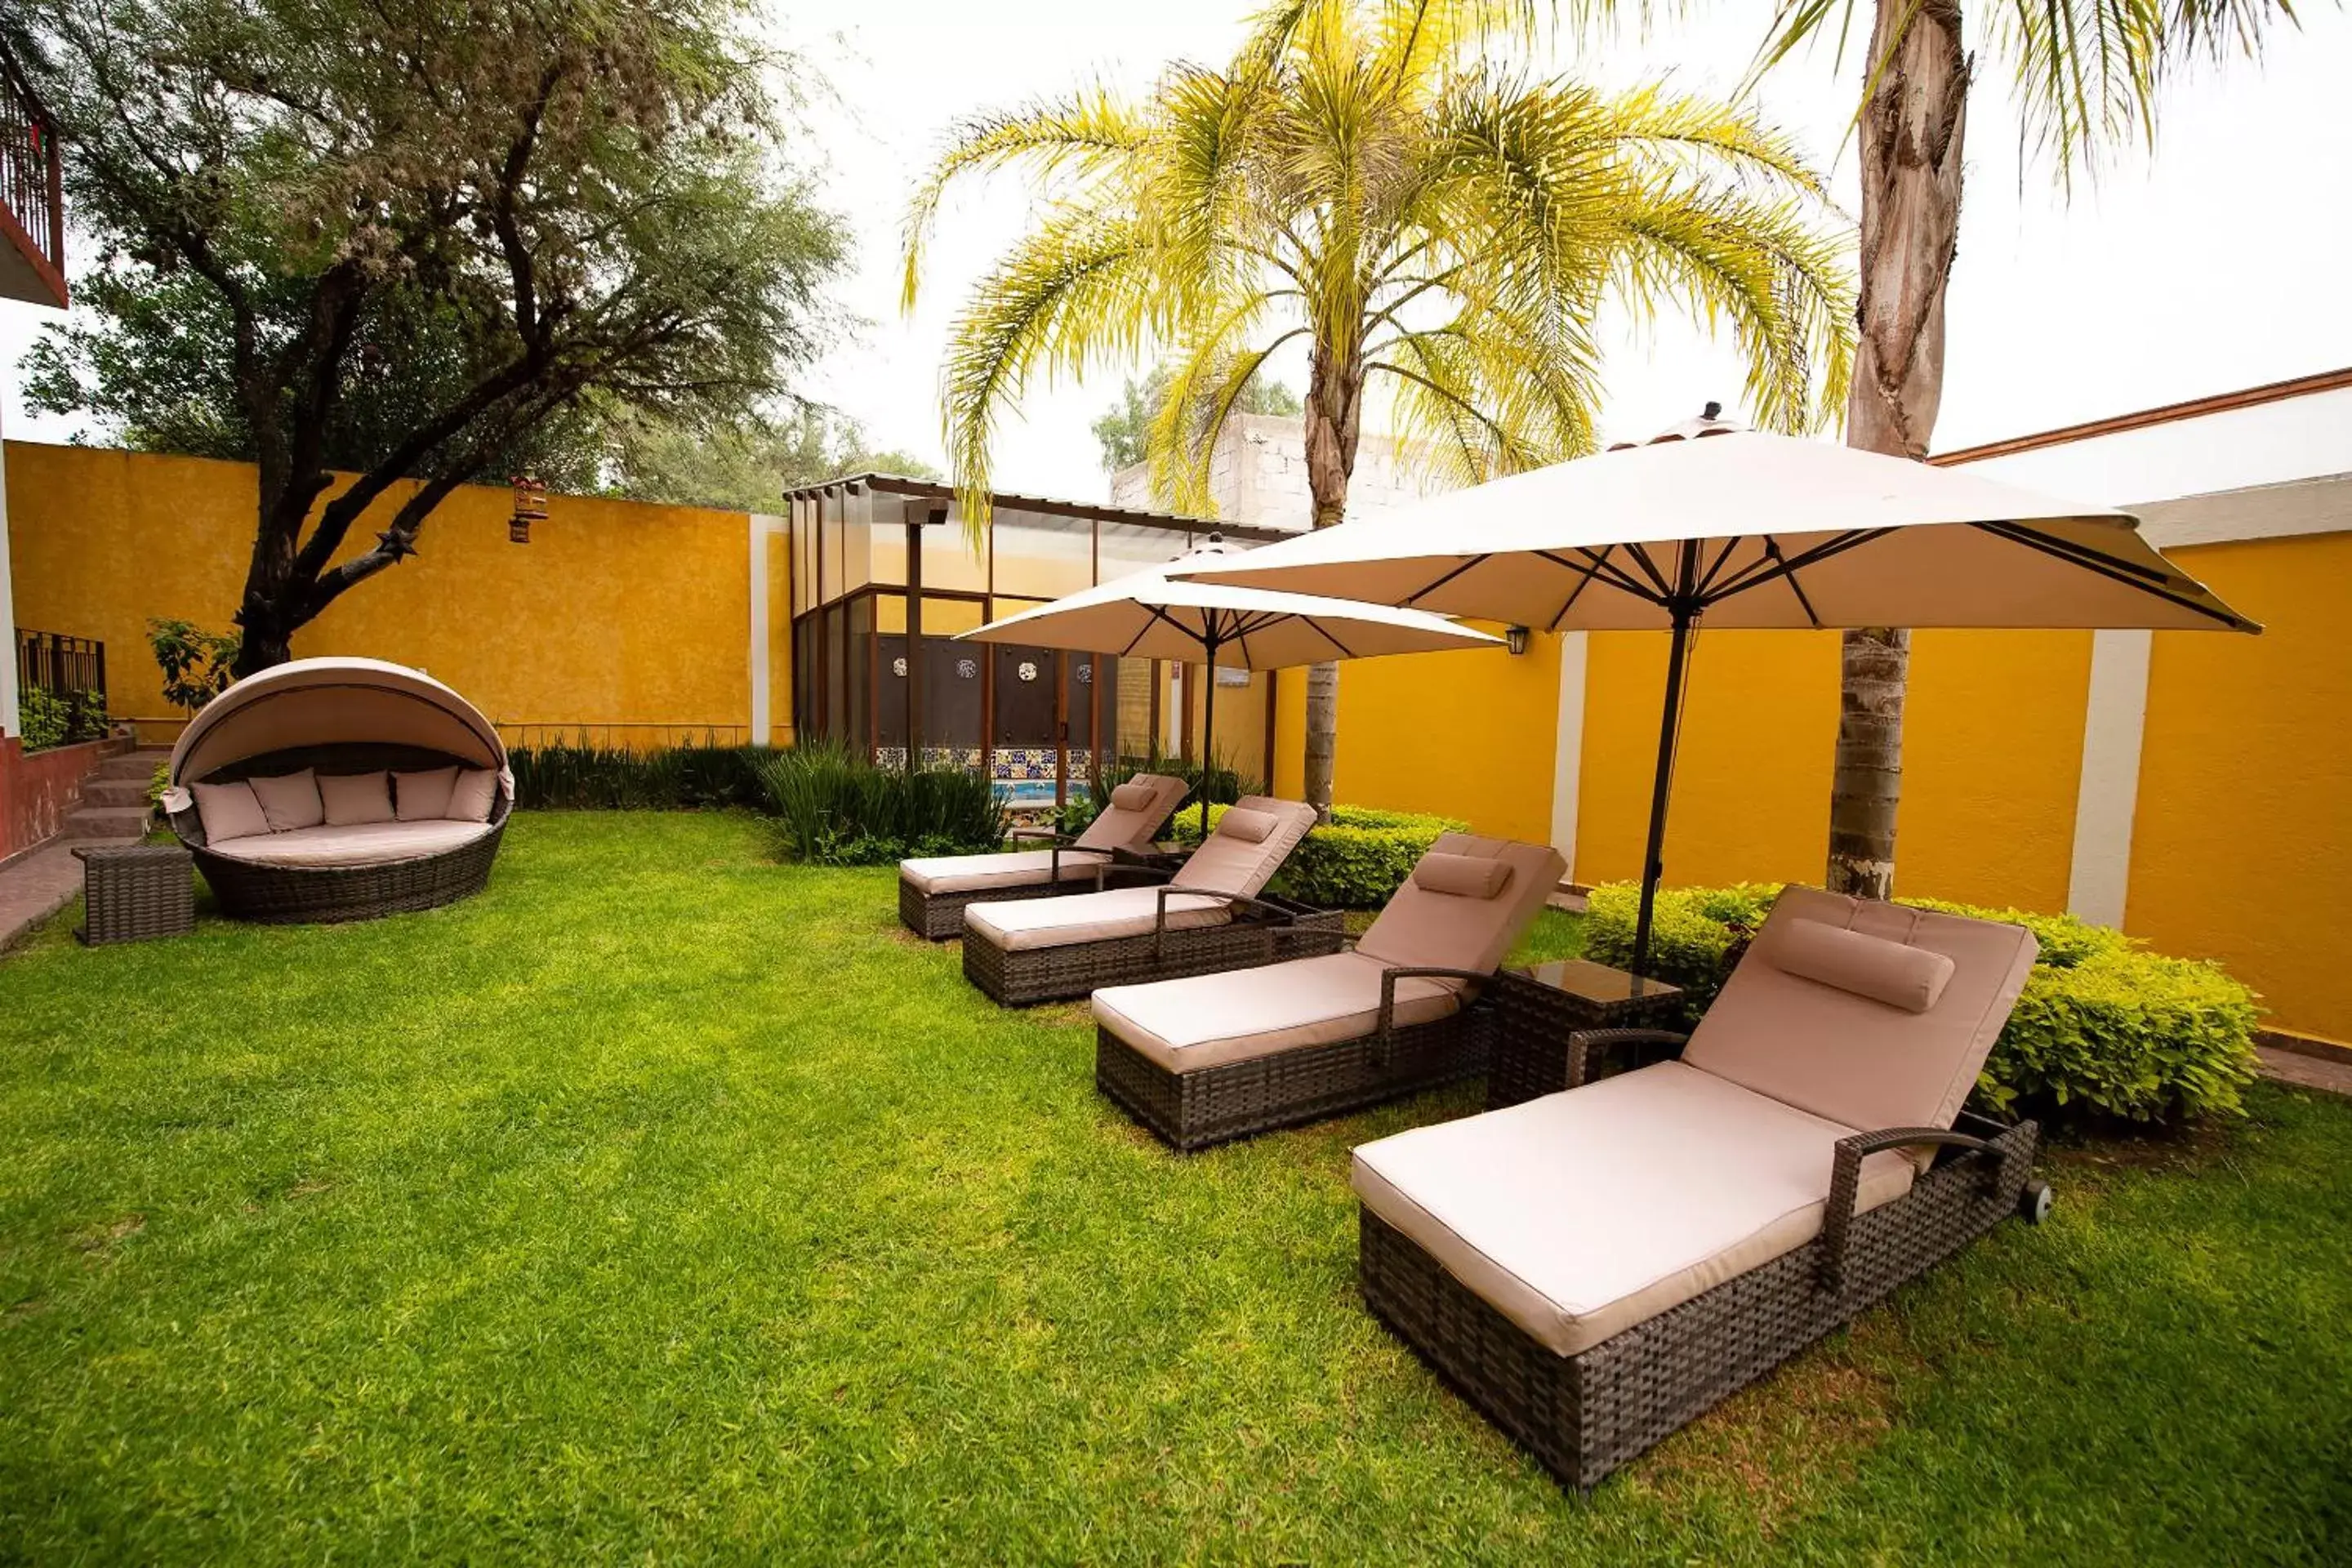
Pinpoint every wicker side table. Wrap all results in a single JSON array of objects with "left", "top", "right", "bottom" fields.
[
  {"left": 75, "top": 844, "right": 195, "bottom": 946},
  {"left": 1487, "top": 960, "right": 1684, "bottom": 1109}
]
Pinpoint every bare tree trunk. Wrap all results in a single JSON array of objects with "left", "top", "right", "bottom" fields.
[
  {"left": 1300, "top": 338, "right": 1364, "bottom": 818},
  {"left": 1827, "top": 0, "right": 1968, "bottom": 899}
]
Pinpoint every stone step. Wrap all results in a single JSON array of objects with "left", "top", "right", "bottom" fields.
[
  {"left": 94, "top": 750, "right": 172, "bottom": 782},
  {"left": 82, "top": 777, "right": 152, "bottom": 808},
  {"left": 64, "top": 805, "right": 154, "bottom": 841}
]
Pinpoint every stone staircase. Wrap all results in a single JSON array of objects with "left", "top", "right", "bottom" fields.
[{"left": 65, "top": 748, "right": 171, "bottom": 842}]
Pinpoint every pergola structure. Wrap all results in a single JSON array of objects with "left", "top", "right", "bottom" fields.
[{"left": 781, "top": 474, "right": 1292, "bottom": 807}]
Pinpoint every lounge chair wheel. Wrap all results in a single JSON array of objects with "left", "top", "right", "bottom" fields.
[{"left": 2018, "top": 1180, "right": 2053, "bottom": 1225}]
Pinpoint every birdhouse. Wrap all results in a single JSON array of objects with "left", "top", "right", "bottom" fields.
[{"left": 510, "top": 474, "right": 548, "bottom": 544}]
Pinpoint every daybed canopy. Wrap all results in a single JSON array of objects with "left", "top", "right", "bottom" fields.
[{"left": 168, "top": 657, "right": 507, "bottom": 787}]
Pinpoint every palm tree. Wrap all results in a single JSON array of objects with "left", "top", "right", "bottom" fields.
[
  {"left": 903, "top": 0, "right": 1854, "bottom": 814},
  {"left": 1736, "top": 0, "right": 2301, "bottom": 898}
]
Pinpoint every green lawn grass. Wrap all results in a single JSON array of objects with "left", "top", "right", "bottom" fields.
[{"left": 2, "top": 812, "right": 2345, "bottom": 1564}]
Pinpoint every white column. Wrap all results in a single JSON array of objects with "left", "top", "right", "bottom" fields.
[
  {"left": 0, "top": 398, "right": 18, "bottom": 738},
  {"left": 747, "top": 513, "right": 783, "bottom": 745},
  {"left": 2066, "top": 629, "right": 2154, "bottom": 927},
  {"left": 1548, "top": 631, "right": 1587, "bottom": 880}
]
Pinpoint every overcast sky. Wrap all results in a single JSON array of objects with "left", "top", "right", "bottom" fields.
[{"left": 5, "top": 2, "right": 2348, "bottom": 507}]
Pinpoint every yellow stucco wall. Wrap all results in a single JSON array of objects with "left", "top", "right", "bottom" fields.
[
  {"left": 1893, "top": 630, "right": 2091, "bottom": 912},
  {"left": 2127, "top": 533, "right": 2352, "bottom": 1044},
  {"left": 5, "top": 442, "right": 753, "bottom": 748},
  {"left": 1575, "top": 630, "right": 1840, "bottom": 889},
  {"left": 1265, "top": 633, "right": 1556, "bottom": 841}
]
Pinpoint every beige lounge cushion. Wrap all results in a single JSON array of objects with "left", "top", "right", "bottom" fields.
[
  {"left": 203, "top": 817, "right": 497, "bottom": 869},
  {"left": 394, "top": 765, "right": 461, "bottom": 822},
  {"left": 247, "top": 768, "right": 326, "bottom": 832},
  {"left": 1355, "top": 834, "right": 1568, "bottom": 982},
  {"left": 1170, "top": 795, "right": 1316, "bottom": 897},
  {"left": 318, "top": 770, "right": 395, "bottom": 826},
  {"left": 447, "top": 768, "right": 500, "bottom": 823},
  {"left": 964, "top": 885, "right": 1232, "bottom": 951},
  {"left": 1094, "top": 951, "right": 1464, "bottom": 1072},
  {"left": 190, "top": 779, "right": 272, "bottom": 844},
  {"left": 901, "top": 848, "right": 1102, "bottom": 896},
  {"left": 1075, "top": 773, "right": 1186, "bottom": 853},
  {"left": 1682, "top": 887, "right": 2038, "bottom": 1170},
  {"left": 1413, "top": 851, "right": 1512, "bottom": 899},
  {"left": 1352, "top": 1061, "right": 1915, "bottom": 1356}
]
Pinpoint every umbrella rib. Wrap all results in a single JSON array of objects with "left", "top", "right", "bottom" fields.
[
  {"left": 1765, "top": 539, "right": 1823, "bottom": 628},
  {"left": 1543, "top": 554, "right": 1608, "bottom": 630},
  {"left": 1623, "top": 542, "right": 1677, "bottom": 598},
  {"left": 1971, "top": 520, "right": 2173, "bottom": 584},
  {"left": 1539, "top": 547, "right": 1658, "bottom": 603},
  {"left": 1695, "top": 536, "right": 1746, "bottom": 597},
  {"left": 1401, "top": 555, "right": 1490, "bottom": 607},
  {"left": 1312, "top": 620, "right": 1361, "bottom": 660},
  {"left": 1971, "top": 523, "right": 2253, "bottom": 627},
  {"left": 1704, "top": 528, "right": 1887, "bottom": 604}
]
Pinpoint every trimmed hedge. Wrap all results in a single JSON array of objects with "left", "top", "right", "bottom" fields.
[
  {"left": 1584, "top": 883, "right": 2262, "bottom": 1126},
  {"left": 510, "top": 742, "right": 782, "bottom": 811},
  {"left": 756, "top": 742, "right": 1006, "bottom": 866},
  {"left": 1172, "top": 803, "right": 1471, "bottom": 909}
]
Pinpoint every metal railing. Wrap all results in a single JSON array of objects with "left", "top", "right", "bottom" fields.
[
  {"left": 16, "top": 629, "right": 105, "bottom": 704},
  {"left": 0, "top": 43, "right": 66, "bottom": 307}
]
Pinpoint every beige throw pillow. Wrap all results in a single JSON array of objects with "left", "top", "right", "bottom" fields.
[
  {"left": 247, "top": 768, "right": 326, "bottom": 832},
  {"left": 446, "top": 768, "right": 500, "bottom": 823},
  {"left": 318, "top": 771, "right": 396, "bottom": 826},
  {"left": 190, "top": 779, "right": 272, "bottom": 844},
  {"left": 394, "top": 766, "right": 461, "bottom": 822}
]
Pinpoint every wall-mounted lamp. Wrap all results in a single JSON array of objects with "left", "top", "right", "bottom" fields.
[
  {"left": 1505, "top": 625, "right": 1530, "bottom": 657},
  {"left": 509, "top": 474, "right": 547, "bottom": 544}
]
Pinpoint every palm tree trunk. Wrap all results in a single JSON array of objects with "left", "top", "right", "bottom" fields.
[
  {"left": 1299, "top": 341, "right": 1364, "bottom": 819},
  {"left": 1827, "top": 0, "right": 1968, "bottom": 899}
]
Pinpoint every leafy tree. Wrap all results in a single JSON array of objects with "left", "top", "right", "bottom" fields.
[
  {"left": 610, "top": 406, "right": 941, "bottom": 512},
  {"left": 905, "top": 0, "right": 1851, "bottom": 812},
  {"left": 1091, "top": 364, "right": 1301, "bottom": 474},
  {"left": 11, "top": 0, "right": 848, "bottom": 675},
  {"left": 145, "top": 618, "right": 242, "bottom": 715}
]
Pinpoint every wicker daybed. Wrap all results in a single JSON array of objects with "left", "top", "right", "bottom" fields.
[
  {"left": 160, "top": 657, "right": 513, "bottom": 924},
  {"left": 1091, "top": 834, "right": 1566, "bottom": 1151},
  {"left": 961, "top": 795, "right": 1336, "bottom": 1005},
  {"left": 898, "top": 773, "right": 1188, "bottom": 940},
  {"left": 1349, "top": 887, "right": 2051, "bottom": 1492}
]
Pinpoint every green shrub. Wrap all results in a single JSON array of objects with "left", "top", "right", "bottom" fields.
[
  {"left": 509, "top": 742, "right": 781, "bottom": 811},
  {"left": 1581, "top": 882, "right": 1780, "bottom": 1012},
  {"left": 1582, "top": 882, "right": 2262, "bottom": 1126},
  {"left": 757, "top": 741, "right": 1007, "bottom": 866},
  {"left": 1171, "top": 802, "right": 1471, "bottom": 909},
  {"left": 17, "top": 688, "right": 69, "bottom": 752}
]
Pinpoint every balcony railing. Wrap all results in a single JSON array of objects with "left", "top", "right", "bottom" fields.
[
  {"left": 16, "top": 630, "right": 105, "bottom": 706},
  {"left": 0, "top": 44, "right": 65, "bottom": 310}
]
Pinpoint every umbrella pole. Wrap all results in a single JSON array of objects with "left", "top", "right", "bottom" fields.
[
  {"left": 1630, "top": 608, "right": 1695, "bottom": 979},
  {"left": 1197, "top": 626, "right": 1219, "bottom": 838}
]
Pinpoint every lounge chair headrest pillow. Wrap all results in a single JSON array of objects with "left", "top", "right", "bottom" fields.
[
  {"left": 189, "top": 778, "right": 272, "bottom": 844},
  {"left": 1108, "top": 781, "right": 1159, "bottom": 812},
  {"left": 1215, "top": 806, "right": 1278, "bottom": 844},
  {"left": 1769, "top": 917, "right": 1955, "bottom": 1013},
  {"left": 1412, "top": 853, "right": 1513, "bottom": 900}
]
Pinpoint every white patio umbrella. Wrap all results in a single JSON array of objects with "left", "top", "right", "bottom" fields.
[
  {"left": 960, "top": 537, "right": 1499, "bottom": 833},
  {"left": 1177, "top": 410, "right": 2260, "bottom": 970}
]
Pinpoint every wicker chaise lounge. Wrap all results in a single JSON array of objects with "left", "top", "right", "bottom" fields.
[
  {"left": 1349, "top": 887, "right": 2049, "bottom": 1491},
  {"left": 1091, "top": 834, "right": 1566, "bottom": 1151},
  {"left": 961, "top": 795, "right": 1334, "bottom": 1005},
  {"left": 160, "top": 657, "right": 513, "bottom": 924},
  {"left": 898, "top": 773, "right": 1187, "bottom": 939}
]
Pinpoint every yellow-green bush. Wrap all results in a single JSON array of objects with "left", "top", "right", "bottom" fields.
[
  {"left": 1584, "top": 884, "right": 2261, "bottom": 1125},
  {"left": 1171, "top": 803, "right": 1470, "bottom": 909}
]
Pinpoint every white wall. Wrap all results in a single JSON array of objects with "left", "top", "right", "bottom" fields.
[
  {"left": 1108, "top": 413, "right": 1441, "bottom": 530},
  {"left": 1949, "top": 383, "right": 2352, "bottom": 509}
]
